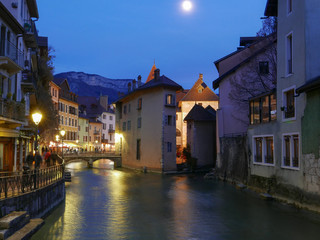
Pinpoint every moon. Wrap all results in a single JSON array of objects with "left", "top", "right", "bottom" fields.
[{"left": 182, "top": 0, "right": 192, "bottom": 11}]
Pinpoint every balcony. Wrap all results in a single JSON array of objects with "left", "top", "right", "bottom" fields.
[
  {"left": 93, "top": 130, "right": 100, "bottom": 135},
  {"left": 21, "top": 70, "right": 37, "bottom": 93},
  {"left": 0, "top": 98, "right": 25, "bottom": 127},
  {"left": 108, "top": 129, "right": 115, "bottom": 133},
  {"left": 23, "top": 20, "right": 38, "bottom": 48},
  {"left": 0, "top": 40, "right": 24, "bottom": 77}
]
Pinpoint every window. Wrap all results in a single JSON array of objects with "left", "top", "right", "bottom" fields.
[
  {"left": 69, "top": 118, "right": 71, "bottom": 126},
  {"left": 166, "top": 94, "right": 175, "bottom": 106},
  {"left": 72, "top": 119, "right": 74, "bottom": 126},
  {"left": 127, "top": 121, "right": 131, "bottom": 131},
  {"left": 78, "top": 126, "right": 81, "bottom": 131},
  {"left": 109, "top": 124, "right": 113, "bottom": 130},
  {"left": 122, "top": 122, "right": 126, "bottom": 131},
  {"left": 286, "top": 33, "right": 293, "bottom": 75},
  {"left": 86, "top": 127, "right": 89, "bottom": 132},
  {"left": 124, "top": 105, "right": 127, "bottom": 114},
  {"left": 65, "top": 118, "right": 67, "bottom": 125},
  {"left": 249, "top": 92, "right": 277, "bottom": 125},
  {"left": 136, "top": 139, "right": 141, "bottom": 160},
  {"left": 165, "top": 115, "right": 174, "bottom": 126},
  {"left": 283, "top": 134, "right": 299, "bottom": 169},
  {"left": 61, "top": 116, "right": 64, "bottom": 125},
  {"left": 137, "top": 117, "right": 141, "bottom": 128},
  {"left": 83, "top": 136, "right": 86, "bottom": 142},
  {"left": 89, "top": 136, "right": 91, "bottom": 142},
  {"left": 109, "top": 134, "right": 112, "bottom": 141},
  {"left": 103, "top": 123, "right": 106, "bottom": 130},
  {"left": 259, "top": 61, "right": 269, "bottom": 74},
  {"left": 102, "top": 134, "right": 105, "bottom": 140},
  {"left": 103, "top": 114, "right": 106, "bottom": 119},
  {"left": 287, "top": 0, "right": 292, "bottom": 14},
  {"left": 66, "top": 105, "right": 68, "bottom": 113},
  {"left": 75, "top": 120, "right": 77, "bottom": 127},
  {"left": 167, "top": 142, "right": 172, "bottom": 152},
  {"left": 137, "top": 98, "right": 142, "bottom": 110},
  {"left": 282, "top": 88, "right": 295, "bottom": 119},
  {"left": 128, "top": 104, "right": 131, "bottom": 113},
  {"left": 253, "top": 136, "right": 274, "bottom": 165},
  {"left": 109, "top": 116, "right": 113, "bottom": 120}
]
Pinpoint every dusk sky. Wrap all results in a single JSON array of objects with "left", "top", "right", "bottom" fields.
[{"left": 37, "top": 0, "right": 268, "bottom": 90}]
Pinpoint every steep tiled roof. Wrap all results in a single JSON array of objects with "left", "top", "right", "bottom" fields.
[
  {"left": 184, "top": 104, "right": 216, "bottom": 122},
  {"left": 212, "top": 35, "right": 276, "bottom": 90},
  {"left": 52, "top": 78, "right": 66, "bottom": 86},
  {"left": 115, "top": 70, "right": 182, "bottom": 103},
  {"left": 146, "top": 64, "right": 157, "bottom": 83},
  {"left": 181, "top": 76, "right": 218, "bottom": 102},
  {"left": 78, "top": 96, "right": 112, "bottom": 117}
]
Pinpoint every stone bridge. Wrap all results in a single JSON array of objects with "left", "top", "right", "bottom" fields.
[{"left": 63, "top": 152, "right": 122, "bottom": 168}]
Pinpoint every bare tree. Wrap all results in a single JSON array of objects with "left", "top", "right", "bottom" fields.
[{"left": 228, "top": 18, "right": 277, "bottom": 122}]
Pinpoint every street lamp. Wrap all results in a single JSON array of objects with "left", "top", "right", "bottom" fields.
[
  {"left": 60, "top": 130, "right": 65, "bottom": 159},
  {"left": 32, "top": 111, "right": 42, "bottom": 152}
]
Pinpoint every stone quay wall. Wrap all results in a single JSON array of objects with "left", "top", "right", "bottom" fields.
[{"left": 0, "top": 180, "right": 65, "bottom": 218}]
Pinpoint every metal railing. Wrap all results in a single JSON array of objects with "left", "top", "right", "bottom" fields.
[
  {"left": 0, "top": 40, "right": 24, "bottom": 67},
  {"left": 0, "top": 164, "right": 64, "bottom": 200}
]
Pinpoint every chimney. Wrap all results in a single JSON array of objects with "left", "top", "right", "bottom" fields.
[
  {"left": 132, "top": 79, "right": 137, "bottom": 90},
  {"left": 199, "top": 73, "right": 203, "bottom": 80},
  {"left": 137, "top": 75, "right": 142, "bottom": 87},
  {"left": 127, "top": 82, "right": 132, "bottom": 92},
  {"left": 154, "top": 69, "right": 160, "bottom": 81}
]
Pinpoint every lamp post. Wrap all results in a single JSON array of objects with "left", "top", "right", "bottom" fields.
[
  {"left": 32, "top": 111, "right": 42, "bottom": 152},
  {"left": 55, "top": 135, "right": 60, "bottom": 153},
  {"left": 60, "top": 130, "right": 65, "bottom": 159}
]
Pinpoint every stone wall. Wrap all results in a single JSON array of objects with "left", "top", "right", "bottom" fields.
[
  {"left": 217, "top": 136, "right": 248, "bottom": 183},
  {"left": 0, "top": 180, "right": 65, "bottom": 218}
]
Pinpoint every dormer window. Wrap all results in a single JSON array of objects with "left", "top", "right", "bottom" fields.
[{"left": 259, "top": 61, "right": 269, "bottom": 74}]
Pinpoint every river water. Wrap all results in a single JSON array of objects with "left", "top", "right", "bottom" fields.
[{"left": 32, "top": 160, "right": 320, "bottom": 240}]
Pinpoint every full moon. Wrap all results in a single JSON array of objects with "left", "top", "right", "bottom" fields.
[{"left": 182, "top": 0, "right": 192, "bottom": 11}]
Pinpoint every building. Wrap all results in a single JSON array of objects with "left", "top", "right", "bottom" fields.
[
  {"left": 0, "top": 0, "right": 42, "bottom": 171},
  {"left": 114, "top": 69, "right": 182, "bottom": 172},
  {"left": 247, "top": 0, "right": 320, "bottom": 200},
  {"left": 78, "top": 115, "right": 89, "bottom": 151},
  {"left": 78, "top": 95, "right": 115, "bottom": 152},
  {"left": 53, "top": 78, "right": 79, "bottom": 148},
  {"left": 184, "top": 105, "right": 216, "bottom": 168},
  {"left": 176, "top": 74, "right": 218, "bottom": 150},
  {"left": 212, "top": 34, "right": 276, "bottom": 181}
]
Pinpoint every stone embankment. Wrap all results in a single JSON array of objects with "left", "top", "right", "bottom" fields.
[{"left": 0, "top": 211, "right": 43, "bottom": 240}]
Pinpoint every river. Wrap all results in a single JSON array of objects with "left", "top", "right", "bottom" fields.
[{"left": 32, "top": 160, "right": 320, "bottom": 240}]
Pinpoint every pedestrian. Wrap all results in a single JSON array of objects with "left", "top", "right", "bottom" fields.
[
  {"left": 34, "top": 151, "right": 42, "bottom": 169},
  {"left": 26, "top": 152, "right": 34, "bottom": 169},
  {"left": 45, "top": 150, "right": 52, "bottom": 167}
]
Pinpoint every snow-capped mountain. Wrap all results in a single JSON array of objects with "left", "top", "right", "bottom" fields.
[{"left": 54, "top": 71, "right": 133, "bottom": 103}]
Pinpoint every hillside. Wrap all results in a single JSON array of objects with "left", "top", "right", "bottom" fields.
[{"left": 54, "top": 71, "right": 133, "bottom": 103}]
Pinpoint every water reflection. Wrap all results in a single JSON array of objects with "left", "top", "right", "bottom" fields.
[{"left": 32, "top": 169, "right": 320, "bottom": 240}]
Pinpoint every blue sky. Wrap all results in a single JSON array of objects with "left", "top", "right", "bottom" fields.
[{"left": 37, "top": 0, "right": 268, "bottom": 90}]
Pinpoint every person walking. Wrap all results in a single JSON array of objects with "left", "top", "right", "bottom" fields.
[
  {"left": 26, "top": 152, "right": 34, "bottom": 169},
  {"left": 35, "top": 151, "right": 42, "bottom": 169}
]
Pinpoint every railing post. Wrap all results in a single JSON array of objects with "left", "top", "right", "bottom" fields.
[{"left": 4, "top": 178, "right": 7, "bottom": 199}]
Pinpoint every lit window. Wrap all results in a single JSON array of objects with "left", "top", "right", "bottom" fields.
[
  {"left": 137, "top": 98, "right": 142, "bottom": 110},
  {"left": 249, "top": 92, "right": 277, "bottom": 125}
]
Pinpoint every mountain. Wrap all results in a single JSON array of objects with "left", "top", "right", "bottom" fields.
[{"left": 54, "top": 71, "right": 133, "bottom": 103}]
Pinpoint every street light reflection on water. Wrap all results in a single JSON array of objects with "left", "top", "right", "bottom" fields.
[{"left": 32, "top": 161, "right": 320, "bottom": 240}]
